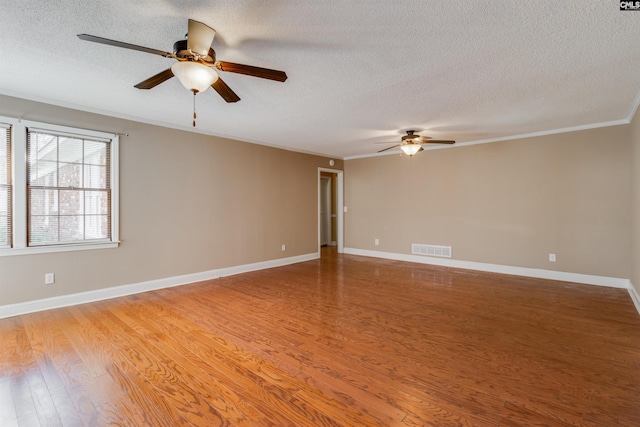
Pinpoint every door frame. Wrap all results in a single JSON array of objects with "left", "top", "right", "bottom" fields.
[{"left": 318, "top": 168, "right": 344, "bottom": 253}]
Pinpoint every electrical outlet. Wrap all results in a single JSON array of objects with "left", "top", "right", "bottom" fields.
[
  {"left": 549, "top": 253, "right": 556, "bottom": 262},
  {"left": 282, "top": 244, "right": 286, "bottom": 251},
  {"left": 45, "top": 273, "right": 55, "bottom": 285},
  {"left": 374, "top": 238, "right": 379, "bottom": 246}
]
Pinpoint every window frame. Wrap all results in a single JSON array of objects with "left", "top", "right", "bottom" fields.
[
  {"left": 0, "top": 123, "right": 11, "bottom": 248},
  {"left": 0, "top": 117, "right": 119, "bottom": 256}
]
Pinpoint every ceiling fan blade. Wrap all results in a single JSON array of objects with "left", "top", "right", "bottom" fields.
[
  {"left": 188, "top": 19, "right": 216, "bottom": 56},
  {"left": 418, "top": 146, "right": 425, "bottom": 152},
  {"left": 214, "top": 61, "right": 288, "bottom": 82},
  {"left": 212, "top": 77, "right": 240, "bottom": 103},
  {"left": 377, "top": 144, "right": 401, "bottom": 153},
  {"left": 134, "top": 68, "right": 175, "bottom": 89},
  {"left": 422, "top": 139, "right": 456, "bottom": 144},
  {"left": 77, "top": 34, "right": 173, "bottom": 57}
]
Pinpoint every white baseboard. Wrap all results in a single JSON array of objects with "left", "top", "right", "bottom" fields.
[
  {"left": 0, "top": 252, "right": 319, "bottom": 319},
  {"left": 629, "top": 282, "right": 640, "bottom": 316},
  {"left": 343, "top": 247, "right": 630, "bottom": 288}
]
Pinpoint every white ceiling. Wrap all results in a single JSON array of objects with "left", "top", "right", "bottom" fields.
[{"left": 1, "top": 1, "right": 639, "bottom": 159}]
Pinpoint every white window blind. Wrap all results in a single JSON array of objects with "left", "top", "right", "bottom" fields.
[
  {"left": 0, "top": 124, "right": 10, "bottom": 247},
  {"left": 27, "top": 128, "right": 112, "bottom": 246}
]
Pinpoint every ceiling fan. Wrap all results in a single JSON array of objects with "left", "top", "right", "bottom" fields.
[
  {"left": 376, "top": 130, "right": 455, "bottom": 156},
  {"left": 77, "top": 19, "right": 287, "bottom": 125}
]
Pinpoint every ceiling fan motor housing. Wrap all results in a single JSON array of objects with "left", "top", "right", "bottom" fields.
[
  {"left": 402, "top": 130, "right": 419, "bottom": 141},
  {"left": 173, "top": 40, "right": 216, "bottom": 63}
]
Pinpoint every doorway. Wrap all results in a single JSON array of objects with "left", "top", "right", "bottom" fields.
[
  {"left": 320, "top": 176, "right": 332, "bottom": 246},
  {"left": 318, "top": 168, "right": 344, "bottom": 254}
]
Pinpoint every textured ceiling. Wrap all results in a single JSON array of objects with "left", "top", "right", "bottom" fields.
[{"left": 1, "top": 1, "right": 639, "bottom": 159}]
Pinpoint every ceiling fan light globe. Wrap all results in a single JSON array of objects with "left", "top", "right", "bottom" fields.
[
  {"left": 400, "top": 143, "right": 422, "bottom": 156},
  {"left": 171, "top": 62, "right": 219, "bottom": 93}
]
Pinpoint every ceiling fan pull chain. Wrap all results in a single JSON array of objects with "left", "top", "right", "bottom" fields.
[{"left": 193, "top": 90, "right": 197, "bottom": 127}]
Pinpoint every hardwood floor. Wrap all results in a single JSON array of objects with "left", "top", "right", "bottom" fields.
[{"left": 2, "top": 248, "right": 640, "bottom": 426}]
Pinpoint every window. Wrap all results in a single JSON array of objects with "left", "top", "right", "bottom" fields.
[
  {"left": 28, "top": 129, "right": 111, "bottom": 245},
  {"left": 0, "top": 117, "right": 119, "bottom": 256},
  {"left": 0, "top": 124, "right": 10, "bottom": 248}
]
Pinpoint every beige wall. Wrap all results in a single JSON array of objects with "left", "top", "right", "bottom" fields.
[
  {"left": 631, "top": 107, "right": 640, "bottom": 294},
  {"left": 345, "top": 125, "right": 631, "bottom": 279},
  {"left": 0, "top": 95, "right": 342, "bottom": 306}
]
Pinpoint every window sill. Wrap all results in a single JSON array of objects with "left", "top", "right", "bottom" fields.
[{"left": 0, "top": 241, "right": 120, "bottom": 257}]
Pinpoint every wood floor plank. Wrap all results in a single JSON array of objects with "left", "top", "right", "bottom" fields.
[
  {"left": 153, "top": 284, "right": 407, "bottom": 424},
  {"left": 104, "top": 302, "right": 260, "bottom": 425},
  {"left": 125, "top": 294, "right": 334, "bottom": 425},
  {"left": 151, "top": 256, "right": 640, "bottom": 426},
  {"left": 2, "top": 247, "right": 640, "bottom": 425},
  {"left": 19, "top": 310, "right": 102, "bottom": 427},
  {"left": 0, "top": 319, "right": 20, "bottom": 426},
  {"left": 66, "top": 305, "right": 183, "bottom": 426},
  {"left": 168, "top": 276, "right": 593, "bottom": 425},
  {"left": 7, "top": 316, "right": 63, "bottom": 427},
  {"left": 80, "top": 306, "right": 197, "bottom": 426},
  {"left": 146, "top": 301, "right": 381, "bottom": 426},
  {"left": 0, "top": 378, "right": 19, "bottom": 427}
]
